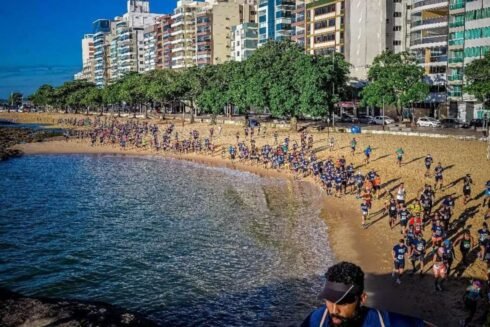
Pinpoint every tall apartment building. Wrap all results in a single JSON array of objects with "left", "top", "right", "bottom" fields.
[
  {"left": 258, "top": 0, "right": 295, "bottom": 45},
  {"left": 171, "top": 0, "right": 208, "bottom": 69},
  {"left": 75, "top": 34, "right": 95, "bottom": 81},
  {"left": 196, "top": 8, "right": 213, "bottom": 66},
  {"left": 410, "top": 0, "right": 449, "bottom": 110},
  {"left": 305, "top": 0, "right": 345, "bottom": 57},
  {"left": 447, "top": 0, "right": 490, "bottom": 121},
  {"left": 345, "top": 0, "right": 410, "bottom": 80},
  {"left": 92, "top": 19, "right": 112, "bottom": 86},
  {"left": 155, "top": 15, "right": 173, "bottom": 69},
  {"left": 144, "top": 25, "right": 157, "bottom": 72},
  {"left": 292, "top": 0, "right": 306, "bottom": 47},
  {"left": 231, "top": 23, "right": 259, "bottom": 61}
]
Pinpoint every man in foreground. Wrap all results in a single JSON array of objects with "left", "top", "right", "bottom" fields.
[{"left": 301, "top": 262, "right": 432, "bottom": 326}]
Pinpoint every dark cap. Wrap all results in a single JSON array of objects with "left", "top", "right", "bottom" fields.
[{"left": 318, "top": 281, "right": 362, "bottom": 304}]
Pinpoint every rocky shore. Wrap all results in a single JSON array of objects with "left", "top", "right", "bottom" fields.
[
  {"left": 0, "top": 124, "right": 62, "bottom": 161},
  {"left": 0, "top": 288, "right": 157, "bottom": 327}
]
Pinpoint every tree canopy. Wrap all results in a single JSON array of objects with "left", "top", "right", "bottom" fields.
[
  {"left": 361, "top": 51, "right": 429, "bottom": 117},
  {"left": 465, "top": 51, "right": 490, "bottom": 107}
]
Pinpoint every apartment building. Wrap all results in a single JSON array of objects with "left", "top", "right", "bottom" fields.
[
  {"left": 196, "top": 8, "right": 213, "bottom": 66},
  {"left": 92, "top": 19, "right": 112, "bottom": 86},
  {"left": 258, "top": 0, "right": 295, "bottom": 45},
  {"left": 305, "top": 0, "right": 345, "bottom": 57},
  {"left": 292, "top": 0, "right": 306, "bottom": 47},
  {"left": 75, "top": 34, "right": 95, "bottom": 81},
  {"left": 448, "top": 0, "right": 490, "bottom": 120},
  {"left": 231, "top": 23, "right": 259, "bottom": 61},
  {"left": 144, "top": 25, "right": 157, "bottom": 72},
  {"left": 155, "top": 15, "right": 173, "bottom": 69}
]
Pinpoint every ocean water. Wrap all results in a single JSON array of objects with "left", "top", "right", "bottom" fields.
[{"left": 0, "top": 155, "right": 333, "bottom": 326}]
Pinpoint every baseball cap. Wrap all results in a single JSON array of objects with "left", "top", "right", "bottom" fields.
[{"left": 318, "top": 281, "right": 362, "bottom": 304}]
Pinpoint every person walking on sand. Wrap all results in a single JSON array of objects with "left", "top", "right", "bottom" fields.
[
  {"left": 460, "top": 280, "right": 482, "bottom": 327},
  {"left": 385, "top": 195, "right": 398, "bottom": 229},
  {"left": 478, "top": 222, "right": 489, "bottom": 260},
  {"left": 329, "top": 136, "right": 335, "bottom": 152},
  {"left": 409, "top": 233, "right": 426, "bottom": 276},
  {"left": 395, "top": 147, "right": 404, "bottom": 167},
  {"left": 301, "top": 261, "right": 429, "bottom": 327},
  {"left": 424, "top": 154, "right": 433, "bottom": 177},
  {"left": 392, "top": 239, "right": 408, "bottom": 285},
  {"left": 396, "top": 183, "right": 406, "bottom": 208},
  {"left": 483, "top": 180, "right": 490, "bottom": 207}
]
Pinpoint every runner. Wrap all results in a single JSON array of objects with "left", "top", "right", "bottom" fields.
[
  {"left": 395, "top": 147, "right": 404, "bottom": 167},
  {"left": 350, "top": 137, "right": 357, "bottom": 156},
  {"left": 454, "top": 229, "right": 475, "bottom": 268},
  {"left": 434, "top": 162, "right": 444, "bottom": 190},
  {"left": 432, "top": 246, "right": 447, "bottom": 291},
  {"left": 328, "top": 136, "right": 335, "bottom": 152},
  {"left": 392, "top": 239, "right": 408, "bottom": 284},
  {"left": 395, "top": 183, "right": 406, "bottom": 208},
  {"left": 385, "top": 196, "right": 398, "bottom": 229},
  {"left": 424, "top": 154, "right": 433, "bottom": 177},
  {"left": 463, "top": 174, "right": 473, "bottom": 205},
  {"left": 478, "top": 222, "right": 489, "bottom": 260},
  {"left": 431, "top": 219, "right": 445, "bottom": 249},
  {"left": 398, "top": 204, "right": 410, "bottom": 235},
  {"left": 408, "top": 213, "right": 424, "bottom": 237},
  {"left": 460, "top": 280, "right": 483, "bottom": 327},
  {"left": 364, "top": 145, "right": 372, "bottom": 164},
  {"left": 484, "top": 180, "right": 490, "bottom": 207},
  {"left": 409, "top": 233, "right": 426, "bottom": 275},
  {"left": 443, "top": 239, "right": 455, "bottom": 276},
  {"left": 361, "top": 200, "right": 369, "bottom": 228}
]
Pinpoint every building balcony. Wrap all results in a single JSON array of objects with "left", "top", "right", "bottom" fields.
[
  {"left": 410, "top": 35, "right": 447, "bottom": 48},
  {"left": 410, "top": 17, "right": 448, "bottom": 32},
  {"left": 449, "top": 1, "right": 464, "bottom": 10},
  {"left": 411, "top": 0, "right": 448, "bottom": 13},
  {"left": 448, "top": 57, "right": 464, "bottom": 64},
  {"left": 448, "top": 21, "right": 464, "bottom": 28}
]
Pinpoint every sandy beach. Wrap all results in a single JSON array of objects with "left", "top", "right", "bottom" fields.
[{"left": 3, "top": 112, "right": 490, "bottom": 325}]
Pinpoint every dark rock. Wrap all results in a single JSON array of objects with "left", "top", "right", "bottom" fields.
[{"left": 0, "top": 288, "right": 158, "bottom": 327}]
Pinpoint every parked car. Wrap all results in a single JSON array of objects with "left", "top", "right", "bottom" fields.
[
  {"left": 416, "top": 117, "right": 441, "bottom": 127},
  {"left": 339, "top": 113, "right": 359, "bottom": 123},
  {"left": 373, "top": 116, "right": 395, "bottom": 125},
  {"left": 358, "top": 115, "right": 375, "bottom": 124},
  {"left": 469, "top": 118, "right": 487, "bottom": 128},
  {"left": 440, "top": 118, "right": 468, "bottom": 128}
]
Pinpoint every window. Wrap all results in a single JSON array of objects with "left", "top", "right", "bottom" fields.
[
  {"left": 394, "top": 12, "right": 402, "bottom": 17},
  {"left": 393, "top": 40, "right": 401, "bottom": 46},
  {"left": 393, "top": 26, "right": 401, "bottom": 31}
]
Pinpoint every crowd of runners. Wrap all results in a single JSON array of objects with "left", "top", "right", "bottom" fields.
[{"left": 65, "top": 116, "right": 490, "bottom": 326}]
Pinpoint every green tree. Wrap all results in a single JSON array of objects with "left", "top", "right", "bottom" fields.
[
  {"left": 54, "top": 80, "right": 95, "bottom": 113},
  {"left": 465, "top": 51, "right": 490, "bottom": 107},
  {"left": 361, "top": 51, "right": 429, "bottom": 120},
  {"left": 30, "top": 84, "right": 55, "bottom": 110},
  {"left": 81, "top": 86, "right": 103, "bottom": 115},
  {"left": 119, "top": 73, "right": 147, "bottom": 118},
  {"left": 146, "top": 69, "right": 182, "bottom": 119}
]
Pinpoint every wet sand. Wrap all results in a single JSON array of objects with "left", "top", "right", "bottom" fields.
[{"left": 6, "top": 112, "right": 490, "bottom": 325}]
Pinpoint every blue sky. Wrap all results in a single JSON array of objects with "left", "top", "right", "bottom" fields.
[{"left": 0, "top": 0, "right": 177, "bottom": 99}]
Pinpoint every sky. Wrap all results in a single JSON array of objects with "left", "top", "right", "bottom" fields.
[{"left": 0, "top": 0, "right": 178, "bottom": 99}]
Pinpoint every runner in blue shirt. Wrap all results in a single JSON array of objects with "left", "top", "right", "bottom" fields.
[
  {"left": 392, "top": 239, "right": 408, "bottom": 284},
  {"left": 410, "top": 234, "right": 426, "bottom": 276},
  {"left": 361, "top": 200, "right": 369, "bottom": 228}
]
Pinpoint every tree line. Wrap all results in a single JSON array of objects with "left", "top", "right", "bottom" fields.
[{"left": 29, "top": 41, "right": 490, "bottom": 123}]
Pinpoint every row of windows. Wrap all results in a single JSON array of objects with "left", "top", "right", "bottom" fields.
[
  {"left": 464, "top": 46, "right": 490, "bottom": 58},
  {"left": 465, "top": 7, "right": 490, "bottom": 21},
  {"left": 465, "top": 26, "right": 490, "bottom": 40}
]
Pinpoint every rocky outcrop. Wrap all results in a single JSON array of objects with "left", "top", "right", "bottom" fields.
[
  {"left": 0, "top": 127, "right": 62, "bottom": 161},
  {"left": 0, "top": 288, "right": 157, "bottom": 327}
]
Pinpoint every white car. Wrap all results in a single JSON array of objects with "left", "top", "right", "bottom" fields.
[
  {"left": 416, "top": 117, "right": 441, "bottom": 127},
  {"left": 373, "top": 116, "right": 395, "bottom": 125}
]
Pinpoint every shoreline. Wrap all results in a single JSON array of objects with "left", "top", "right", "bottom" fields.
[
  {"left": 3, "top": 113, "right": 490, "bottom": 325},
  {"left": 10, "top": 140, "right": 463, "bottom": 325}
]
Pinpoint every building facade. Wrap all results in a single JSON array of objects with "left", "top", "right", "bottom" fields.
[
  {"left": 231, "top": 22, "right": 259, "bottom": 61},
  {"left": 75, "top": 34, "right": 95, "bottom": 81},
  {"left": 144, "top": 25, "right": 157, "bottom": 72},
  {"left": 448, "top": 0, "right": 490, "bottom": 120},
  {"left": 305, "top": 0, "right": 345, "bottom": 57},
  {"left": 258, "top": 0, "right": 295, "bottom": 45}
]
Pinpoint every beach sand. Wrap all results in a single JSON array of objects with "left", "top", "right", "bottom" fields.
[{"left": 5, "top": 112, "right": 490, "bottom": 325}]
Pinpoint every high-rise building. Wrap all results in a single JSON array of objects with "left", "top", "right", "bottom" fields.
[
  {"left": 305, "top": 0, "right": 345, "bottom": 57},
  {"left": 345, "top": 0, "right": 411, "bottom": 80},
  {"left": 231, "top": 22, "right": 259, "bottom": 61},
  {"left": 409, "top": 0, "right": 449, "bottom": 111},
  {"left": 171, "top": 0, "right": 208, "bottom": 69},
  {"left": 447, "top": 0, "right": 490, "bottom": 121},
  {"left": 92, "top": 19, "right": 112, "bottom": 86},
  {"left": 292, "top": 0, "right": 306, "bottom": 48},
  {"left": 75, "top": 34, "right": 95, "bottom": 81},
  {"left": 195, "top": 8, "right": 213, "bottom": 66},
  {"left": 258, "top": 0, "right": 295, "bottom": 45},
  {"left": 155, "top": 15, "right": 174, "bottom": 69},
  {"left": 144, "top": 25, "right": 157, "bottom": 72}
]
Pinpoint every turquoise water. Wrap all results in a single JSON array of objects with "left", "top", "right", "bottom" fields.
[{"left": 0, "top": 155, "right": 333, "bottom": 326}]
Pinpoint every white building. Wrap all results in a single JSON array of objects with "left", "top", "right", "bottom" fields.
[{"left": 231, "top": 23, "right": 258, "bottom": 62}]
